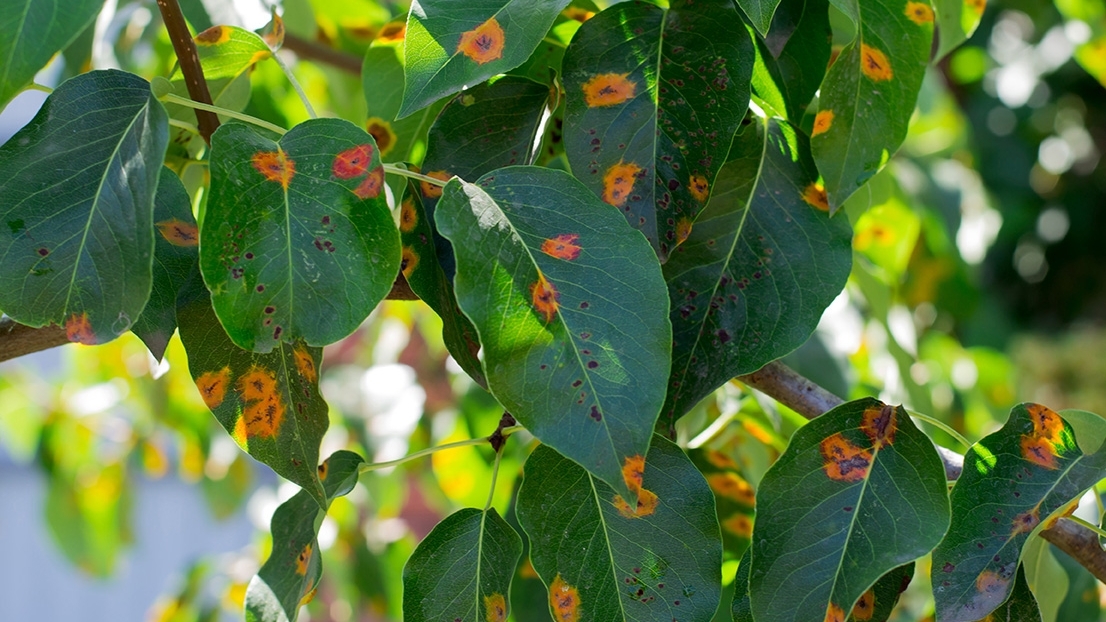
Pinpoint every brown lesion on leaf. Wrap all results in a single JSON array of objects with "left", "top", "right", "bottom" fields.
[
  {"left": 531, "top": 272, "right": 560, "bottom": 323},
  {"left": 549, "top": 574, "right": 581, "bottom": 622},
  {"left": 824, "top": 602, "right": 846, "bottom": 622},
  {"left": 295, "top": 543, "right": 312, "bottom": 575},
  {"left": 820, "top": 433, "right": 872, "bottom": 482},
  {"left": 421, "top": 170, "right": 451, "bottom": 198},
  {"left": 613, "top": 488, "right": 659, "bottom": 518},
  {"left": 1026, "top": 403, "right": 1064, "bottom": 442},
  {"left": 353, "top": 166, "right": 385, "bottom": 199},
  {"left": 1020, "top": 403, "right": 1067, "bottom": 469},
  {"left": 860, "top": 44, "right": 894, "bottom": 82},
  {"left": 317, "top": 459, "right": 328, "bottom": 481},
  {"left": 851, "top": 589, "right": 876, "bottom": 620},
  {"left": 675, "top": 218, "right": 693, "bottom": 246},
  {"left": 975, "top": 570, "right": 1009, "bottom": 594},
  {"left": 812, "top": 110, "right": 835, "bottom": 137},
  {"left": 722, "top": 512, "right": 754, "bottom": 538},
  {"left": 156, "top": 219, "right": 199, "bottom": 246},
  {"left": 705, "top": 449, "right": 739, "bottom": 470},
  {"left": 196, "top": 367, "right": 231, "bottom": 409},
  {"left": 293, "top": 344, "right": 317, "bottom": 384},
  {"left": 333, "top": 144, "right": 374, "bottom": 179},
  {"left": 236, "top": 366, "right": 285, "bottom": 438},
  {"left": 602, "top": 162, "right": 641, "bottom": 207},
  {"left": 195, "top": 25, "right": 231, "bottom": 45},
  {"left": 252, "top": 150, "right": 295, "bottom": 189},
  {"left": 541, "top": 234, "right": 582, "bottom": 261},
  {"left": 689, "top": 174, "right": 710, "bottom": 203},
  {"left": 366, "top": 117, "right": 397, "bottom": 156},
  {"left": 1011, "top": 505, "right": 1040, "bottom": 536},
  {"left": 802, "top": 182, "right": 830, "bottom": 211},
  {"left": 401, "top": 246, "right": 420, "bottom": 278},
  {"left": 457, "top": 17, "right": 505, "bottom": 64},
  {"left": 707, "top": 472, "right": 755, "bottom": 506},
  {"left": 64, "top": 311, "right": 97, "bottom": 344},
  {"left": 582, "top": 73, "right": 637, "bottom": 107},
  {"left": 905, "top": 1, "right": 935, "bottom": 24},
  {"left": 376, "top": 21, "right": 406, "bottom": 43},
  {"left": 861, "top": 402, "right": 897, "bottom": 448},
  {"left": 484, "top": 593, "right": 507, "bottom": 622},
  {"left": 1021, "top": 435, "right": 1060, "bottom": 469},
  {"left": 399, "top": 198, "right": 418, "bottom": 233}
]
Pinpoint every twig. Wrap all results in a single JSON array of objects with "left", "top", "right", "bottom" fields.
[
  {"left": 156, "top": 0, "right": 219, "bottom": 143},
  {"left": 0, "top": 317, "right": 69, "bottom": 363},
  {"left": 1040, "top": 518, "right": 1106, "bottom": 583},
  {"left": 282, "top": 33, "right": 362, "bottom": 76}
]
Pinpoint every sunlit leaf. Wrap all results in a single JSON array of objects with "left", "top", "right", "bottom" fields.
[
  {"left": 181, "top": 25, "right": 272, "bottom": 81},
  {"left": 738, "top": 0, "right": 784, "bottom": 37},
  {"left": 751, "top": 0, "right": 832, "bottom": 123},
  {"left": 932, "top": 0, "right": 986, "bottom": 60},
  {"left": 0, "top": 0, "right": 105, "bottom": 107}
]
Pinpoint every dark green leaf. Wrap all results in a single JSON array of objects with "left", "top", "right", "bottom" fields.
[
  {"left": 435, "top": 167, "right": 671, "bottom": 498},
  {"left": 562, "top": 0, "right": 754, "bottom": 261},
  {"left": 0, "top": 0, "right": 105, "bottom": 106},
  {"left": 988, "top": 565, "right": 1043, "bottom": 622},
  {"left": 400, "top": 0, "right": 570, "bottom": 117},
  {"left": 846, "top": 563, "right": 914, "bottom": 622},
  {"left": 362, "top": 44, "right": 446, "bottom": 164},
  {"left": 932, "top": 0, "right": 985, "bottom": 60},
  {"left": 403, "top": 508, "right": 523, "bottom": 622},
  {"left": 731, "top": 548, "right": 753, "bottom": 622},
  {"left": 753, "top": 0, "right": 832, "bottom": 122},
  {"left": 738, "top": 0, "right": 783, "bottom": 37},
  {"left": 660, "top": 116, "right": 852, "bottom": 427},
  {"left": 202, "top": 119, "right": 400, "bottom": 352},
  {"left": 517, "top": 436, "right": 722, "bottom": 622},
  {"left": 0, "top": 69, "right": 168, "bottom": 344},
  {"left": 750, "top": 398, "right": 950, "bottom": 622},
  {"left": 931, "top": 403, "right": 1106, "bottom": 622}
]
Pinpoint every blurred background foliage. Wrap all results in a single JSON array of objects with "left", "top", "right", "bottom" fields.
[{"left": 3, "top": 0, "right": 1106, "bottom": 620}]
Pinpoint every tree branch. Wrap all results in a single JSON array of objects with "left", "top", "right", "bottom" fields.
[
  {"left": 1040, "top": 518, "right": 1106, "bottom": 583},
  {"left": 282, "top": 33, "right": 362, "bottom": 76},
  {"left": 156, "top": 0, "right": 219, "bottom": 143},
  {"left": 0, "top": 317, "right": 68, "bottom": 363}
]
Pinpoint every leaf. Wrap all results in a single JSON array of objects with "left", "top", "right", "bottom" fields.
[
  {"left": 690, "top": 447, "right": 755, "bottom": 556},
  {"left": 732, "top": 548, "right": 753, "bottom": 622},
  {"left": 846, "top": 563, "right": 914, "bottom": 622},
  {"left": 245, "top": 450, "right": 365, "bottom": 622},
  {"left": 516, "top": 436, "right": 722, "bottom": 622},
  {"left": 0, "top": 69, "right": 168, "bottom": 344},
  {"left": 399, "top": 0, "right": 570, "bottom": 117},
  {"left": 738, "top": 0, "right": 784, "bottom": 37},
  {"left": 562, "top": 0, "right": 754, "bottom": 261},
  {"left": 991, "top": 565, "right": 1043, "bottom": 622},
  {"left": 434, "top": 166, "right": 671, "bottom": 498},
  {"left": 752, "top": 0, "right": 832, "bottom": 123},
  {"left": 810, "top": 0, "right": 932, "bottom": 209},
  {"left": 931, "top": 403, "right": 1106, "bottom": 622},
  {"left": 403, "top": 507, "right": 523, "bottom": 622},
  {"left": 362, "top": 44, "right": 446, "bottom": 164},
  {"left": 131, "top": 168, "right": 201, "bottom": 361},
  {"left": 177, "top": 293, "right": 330, "bottom": 507},
  {"left": 660, "top": 115, "right": 852, "bottom": 427},
  {"left": 0, "top": 0, "right": 105, "bottom": 107},
  {"left": 932, "top": 0, "right": 986, "bottom": 60},
  {"left": 181, "top": 25, "right": 272, "bottom": 81},
  {"left": 749, "top": 398, "right": 950, "bottom": 622},
  {"left": 202, "top": 119, "right": 401, "bottom": 352}
]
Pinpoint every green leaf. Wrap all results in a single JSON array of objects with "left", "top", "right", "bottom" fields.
[
  {"left": 400, "top": 0, "right": 570, "bottom": 117},
  {"left": 1054, "top": 539, "right": 1101, "bottom": 622},
  {"left": 932, "top": 0, "right": 985, "bottom": 60},
  {"left": 689, "top": 447, "right": 755, "bottom": 556},
  {"left": 0, "top": 69, "right": 168, "bottom": 344},
  {"left": 131, "top": 168, "right": 201, "bottom": 361},
  {"left": 931, "top": 403, "right": 1106, "bottom": 622},
  {"left": 752, "top": 0, "right": 832, "bottom": 123},
  {"left": 846, "top": 563, "right": 914, "bottom": 622},
  {"left": 750, "top": 398, "right": 950, "bottom": 622},
  {"left": 660, "top": 115, "right": 852, "bottom": 427},
  {"left": 177, "top": 293, "right": 330, "bottom": 507},
  {"left": 246, "top": 450, "right": 365, "bottom": 622},
  {"left": 362, "top": 44, "right": 446, "bottom": 164},
  {"left": 181, "top": 25, "right": 273, "bottom": 81},
  {"left": 517, "top": 436, "right": 722, "bottom": 622},
  {"left": 434, "top": 167, "right": 671, "bottom": 498},
  {"left": 403, "top": 507, "right": 523, "bottom": 622},
  {"left": 738, "top": 0, "right": 784, "bottom": 37},
  {"left": 731, "top": 548, "right": 753, "bottom": 622},
  {"left": 0, "top": 0, "right": 105, "bottom": 107},
  {"left": 202, "top": 119, "right": 400, "bottom": 352},
  {"left": 562, "top": 0, "right": 754, "bottom": 261},
  {"left": 810, "top": 0, "right": 932, "bottom": 209},
  {"left": 991, "top": 565, "right": 1043, "bottom": 622}
]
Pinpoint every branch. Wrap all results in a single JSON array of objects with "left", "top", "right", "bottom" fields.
[
  {"left": 0, "top": 317, "right": 68, "bottom": 363},
  {"left": 1040, "top": 518, "right": 1106, "bottom": 583},
  {"left": 282, "top": 33, "right": 363, "bottom": 76},
  {"left": 156, "top": 0, "right": 219, "bottom": 143}
]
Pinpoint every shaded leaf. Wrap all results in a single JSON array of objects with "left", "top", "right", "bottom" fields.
[
  {"left": 738, "top": 0, "right": 783, "bottom": 37},
  {"left": 752, "top": 0, "right": 832, "bottom": 123},
  {"left": 990, "top": 565, "right": 1043, "bottom": 622},
  {"left": 846, "top": 563, "right": 914, "bottom": 622},
  {"left": 731, "top": 548, "right": 753, "bottom": 622},
  {"left": 562, "top": 0, "right": 754, "bottom": 261},
  {"left": 932, "top": 0, "right": 986, "bottom": 60},
  {"left": 403, "top": 508, "right": 523, "bottom": 622},
  {"left": 0, "top": 0, "right": 105, "bottom": 107},
  {"left": 202, "top": 119, "right": 400, "bottom": 352},
  {"left": 517, "top": 436, "right": 722, "bottom": 622},
  {"left": 931, "top": 403, "right": 1106, "bottom": 622},
  {"left": 660, "top": 115, "right": 852, "bottom": 427},
  {"left": 435, "top": 166, "right": 671, "bottom": 498},
  {"left": 0, "top": 69, "right": 167, "bottom": 344},
  {"left": 750, "top": 398, "right": 950, "bottom": 622}
]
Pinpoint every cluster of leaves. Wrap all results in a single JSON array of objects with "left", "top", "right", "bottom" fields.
[{"left": 2, "top": 0, "right": 1106, "bottom": 621}]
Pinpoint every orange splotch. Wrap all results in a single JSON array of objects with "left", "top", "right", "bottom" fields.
[
  {"left": 860, "top": 44, "right": 894, "bottom": 82},
  {"left": 333, "top": 144, "right": 374, "bottom": 179},
  {"left": 248, "top": 49, "right": 271, "bottom": 66},
  {"left": 317, "top": 460, "right": 328, "bottom": 481},
  {"left": 401, "top": 246, "right": 419, "bottom": 278},
  {"left": 705, "top": 450, "right": 739, "bottom": 470},
  {"left": 812, "top": 110, "right": 835, "bottom": 137},
  {"left": 675, "top": 218, "right": 693, "bottom": 246},
  {"left": 824, "top": 602, "right": 846, "bottom": 622},
  {"left": 376, "top": 21, "right": 406, "bottom": 43},
  {"left": 484, "top": 593, "right": 507, "bottom": 622},
  {"left": 802, "top": 182, "right": 830, "bottom": 211},
  {"left": 520, "top": 558, "right": 540, "bottom": 579},
  {"left": 851, "top": 589, "right": 876, "bottom": 620},
  {"left": 563, "top": 7, "right": 595, "bottom": 22},
  {"left": 299, "top": 586, "right": 317, "bottom": 607},
  {"left": 1021, "top": 435, "right": 1059, "bottom": 469},
  {"left": 689, "top": 174, "right": 710, "bottom": 203},
  {"left": 252, "top": 150, "right": 295, "bottom": 189},
  {"left": 195, "top": 25, "right": 230, "bottom": 45},
  {"left": 295, "top": 543, "right": 312, "bottom": 575},
  {"left": 722, "top": 513, "right": 754, "bottom": 538},
  {"left": 196, "top": 367, "right": 231, "bottom": 409},
  {"left": 582, "top": 73, "right": 636, "bottom": 107},
  {"left": 261, "top": 13, "right": 285, "bottom": 48},
  {"left": 1011, "top": 506, "right": 1040, "bottom": 536},
  {"left": 1043, "top": 498, "right": 1079, "bottom": 530},
  {"left": 353, "top": 166, "right": 385, "bottom": 199},
  {"left": 64, "top": 312, "right": 96, "bottom": 344},
  {"left": 541, "top": 234, "right": 582, "bottom": 261},
  {"left": 156, "top": 219, "right": 199, "bottom": 246},
  {"left": 976, "top": 570, "right": 1009, "bottom": 594},
  {"left": 1026, "top": 403, "right": 1064, "bottom": 443},
  {"left": 905, "top": 1, "right": 935, "bottom": 24},
  {"left": 232, "top": 414, "right": 248, "bottom": 447},
  {"left": 743, "top": 419, "right": 777, "bottom": 445},
  {"left": 965, "top": 0, "right": 986, "bottom": 15},
  {"left": 820, "top": 433, "right": 872, "bottom": 482},
  {"left": 457, "top": 17, "right": 505, "bottom": 65},
  {"left": 1019, "top": 404, "right": 1067, "bottom": 469},
  {"left": 293, "top": 345, "right": 317, "bottom": 383},
  {"left": 861, "top": 402, "right": 897, "bottom": 448},
  {"left": 399, "top": 198, "right": 418, "bottom": 233},
  {"left": 421, "top": 170, "right": 451, "bottom": 198},
  {"left": 549, "top": 574, "right": 581, "bottom": 622},
  {"left": 531, "top": 272, "right": 560, "bottom": 323},
  {"left": 707, "top": 472, "right": 755, "bottom": 506},
  {"left": 237, "top": 367, "right": 285, "bottom": 438},
  {"left": 366, "top": 117, "right": 397, "bottom": 155},
  {"left": 613, "top": 488, "right": 659, "bottom": 518},
  {"left": 621, "top": 454, "right": 646, "bottom": 491},
  {"left": 602, "top": 162, "right": 641, "bottom": 207}
]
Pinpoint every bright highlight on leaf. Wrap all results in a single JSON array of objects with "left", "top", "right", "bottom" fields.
[
  {"left": 905, "top": 1, "right": 935, "bottom": 24},
  {"left": 860, "top": 44, "right": 894, "bottom": 82},
  {"left": 601, "top": 162, "right": 640, "bottom": 207},
  {"left": 457, "top": 17, "right": 506, "bottom": 64},
  {"left": 156, "top": 219, "right": 199, "bottom": 246},
  {"left": 252, "top": 150, "right": 295, "bottom": 188},
  {"left": 812, "top": 110, "right": 835, "bottom": 137},
  {"left": 582, "top": 73, "right": 637, "bottom": 107}
]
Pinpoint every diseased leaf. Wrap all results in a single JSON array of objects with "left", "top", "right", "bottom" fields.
[
  {"left": 989, "top": 565, "right": 1043, "bottom": 622},
  {"left": 562, "top": 0, "right": 753, "bottom": 261},
  {"left": 690, "top": 447, "right": 755, "bottom": 556},
  {"left": 435, "top": 166, "right": 671, "bottom": 498},
  {"left": 660, "top": 115, "right": 852, "bottom": 427},
  {"left": 0, "top": 0, "right": 105, "bottom": 107},
  {"left": 932, "top": 0, "right": 986, "bottom": 60},
  {"left": 202, "top": 119, "right": 400, "bottom": 352},
  {"left": 846, "top": 563, "right": 914, "bottom": 622},
  {"left": 751, "top": 0, "right": 832, "bottom": 123},
  {"left": 403, "top": 508, "right": 523, "bottom": 622},
  {"left": 750, "top": 398, "right": 950, "bottom": 622},
  {"left": 362, "top": 43, "right": 446, "bottom": 165},
  {"left": 737, "top": 0, "right": 784, "bottom": 37},
  {"left": 0, "top": 69, "right": 168, "bottom": 344},
  {"left": 931, "top": 403, "right": 1106, "bottom": 622},
  {"left": 517, "top": 436, "right": 722, "bottom": 622},
  {"left": 181, "top": 25, "right": 272, "bottom": 81},
  {"left": 400, "top": 0, "right": 570, "bottom": 117}
]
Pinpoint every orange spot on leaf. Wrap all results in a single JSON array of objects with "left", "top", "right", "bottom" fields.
[
  {"left": 296, "top": 543, "right": 312, "bottom": 575},
  {"left": 563, "top": 7, "right": 595, "bottom": 22},
  {"left": 860, "top": 44, "right": 894, "bottom": 82},
  {"left": 64, "top": 312, "right": 96, "bottom": 344},
  {"left": 707, "top": 472, "right": 755, "bottom": 506},
  {"left": 333, "top": 144, "right": 374, "bottom": 179},
  {"left": 236, "top": 367, "right": 285, "bottom": 438},
  {"left": 401, "top": 246, "right": 419, "bottom": 278},
  {"left": 531, "top": 272, "right": 560, "bottom": 323},
  {"left": 293, "top": 345, "right": 317, "bottom": 383},
  {"left": 1012, "top": 506, "right": 1040, "bottom": 536},
  {"left": 722, "top": 513, "right": 754, "bottom": 538},
  {"left": 976, "top": 570, "right": 1009, "bottom": 594},
  {"left": 905, "top": 1, "right": 935, "bottom": 24},
  {"left": 613, "top": 488, "right": 658, "bottom": 518},
  {"left": 1021, "top": 435, "right": 1060, "bottom": 469},
  {"left": 812, "top": 110, "right": 835, "bottom": 137},
  {"left": 675, "top": 218, "right": 693, "bottom": 246},
  {"left": 252, "top": 150, "right": 295, "bottom": 189},
  {"left": 196, "top": 367, "right": 231, "bottom": 409},
  {"left": 317, "top": 460, "right": 328, "bottom": 481},
  {"left": 457, "top": 17, "right": 505, "bottom": 64},
  {"left": 156, "top": 219, "right": 199, "bottom": 246},
  {"left": 549, "top": 574, "right": 581, "bottom": 622},
  {"left": 851, "top": 589, "right": 876, "bottom": 620},
  {"left": 484, "top": 593, "right": 507, "bottom": 622},
  {"left": 541, "top": 234, "right": 581, "bottom": 261},
  {"left": 966, "top": 0, "right": 986, "bottom": 15},
  {"left": 621, "top": 454, "right": 646, "bottom": 491},
  {"left": 299, "top": 586, "right": 317, "bottom": 606},
  {"left": 820, "top": 433, "right": 872, "bottom": 482},
  {"left": 861, "top": 402, "right": 897, "bottom": 448},
  {"left": 1026, "top": 403, "right": 1064, "bottom": 443},
  {"left": 1020, "top": 404, "right": 1067, "bottom": 469},
  {"left": 366, "top": 117, "right": 397, "bottom": 155},
  {"left": 689, "top": 174, "right": 709, "bottom": 202},
  {"left": 802, "top": 182, "right": 830, "bottom": 211},
  {"left": 233, "top": 414, "right": 248, "bottom": 447},
  {"left": 582, "top": 73, "right": 636, "bottom": 107},
  {"left": 195, "top": 25, "right": 230, "bottom": 45},
  {"left": 399, "top": 198, "right": 418, "bottom": 233},
  {"left": 705, "top": 450, "right": 739, "bottom": 470},
  {"left": 353, "top": 167, "right": 385, "bottom": 199},
  {"left": 376, "top": 21, "right": 406, "bottom": 43},
  {"left": 824, "top": 603, "right": 846, "bottom": 622},
  {"left": 421, "top": 170, "right": 451, "bottom": 198},
  {"left": 602, "top": 162, "right": 641, "bottom": 207}
]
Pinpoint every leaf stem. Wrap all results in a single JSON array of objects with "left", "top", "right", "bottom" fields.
[
  {"left": 269, "top": 50, "right": 318, "bottom": 119},
  {"left": 906, "top": 408, "right": 972, "bottom": 450},
  {"left": 484, "top": 447, "right": 504, "bottom": 512},
  {"left": 21, "top": 83, "right": 53, "bottom": 95},
  {"left": 168, "top": 118, "right": 201, "bottom": 136},
  {"left": 1066, "top": 515, "right": 1106, "bottom": 540},
  {"left": 358, "top": 426, "right": 523, "bottom": 475},
  {"left": 159, "top": 93, "right": 288, "bottom": 136},
  {"left": 542, "top": 36, "right": 568, "bottom": 49},
  {"left": 382, "top": 164, "right": 449, "bottom": 187}
]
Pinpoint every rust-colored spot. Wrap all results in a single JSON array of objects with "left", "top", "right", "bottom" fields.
[
  {"left": 400, "top": 198, "right": 418, "bottom": 233},
  {"left": 621, "top": 454, "right": 646, "bottom": 491},
  {"left": 824, "top": 603, "right": 846, "bottom": 622},
  {"left": 366, "top": 117, "right": 397, "bottom": 155},
  {"left": 376, "top": 21, "right": 406, "bottom": 42},
  {"left": 582, "top": 73, "right": 636, "bottom": 107},
  {"left": 966, "top": 0, "right": 986, "bottom": 15},
  {"left": 195, "top": 25, "right": 230, "bottom": 45},
  {"left": 549, "top": 574, "right": 581, "bottom": 622},
  {"left": 295, "top": 543, "right": 312, "bottom": 575},
  {"left": 1026, "top": 403, "right": 1064, "bottom": 443},
  {"left": 484, "top": 593, "right": 507, "bottom": 622},
  {"left": 541, "top": 234, "right": 582, "bottom": 261},
  {"left": 1012, "top": 506, "right": 1040, "bottom": 536},
  {"left": 299, "top": 586, "right": 317, "bottom": 607},
  {"left": 531, "top": 272, "right": 560, "bottom": 323},
  {"left": 802, "top": 182, "right": 830, "bottom": 211},
  {"left": 820, "top": 433, "right": 872, "bottom": 482},
  {"left": 333, "top": 144, "right": 374, "bottom": 179},
  {"left": 675, "top": 218, "right": 693, "bottom": 246},
  {"left": 563, "top": 7, "right": 595, "bottom": 22},
  {"left": 602, "top": 162, "right": 641, "bottom": 207},
  {"left": 905, "top": 1, "right": 935, "bottom": 24},
  {"left": 852, "top": 589, "right": 876, "bottom": 620},
  {"left": 353, "top": 166, "right": 385, "bottom": 199},
  {"left": 689, "top": 174, "right": 709, "bottom": 202},
  {"left": 293, "top": 345, "right": 317, "bottom": 383},
  {"left": 1021, "top": 435, "right": 1059, "bottom": 469},
  {"left": 317, "top": 460, "right": 328, "bottom": 481},
  {"left": 248, "top": 49, "right": 271, "bottom": 66},
  {"left": 421, "top": 170, "right": 451, "bottom": 198},
  {"left": 1043, "top": 498, "right": 1079, "bottom": 530},
  {"left": 705, "top": 450, "right": 739, "bottom": 470},
  {"left": 812, "top": 110, "right": 835, "bottom": 137},
  {"left": 156, "top": 218, "right": 199, "bottom": 246},
  {"left": 252, "top": 150, "right": 295, "bottom": 189},
  {"left": 1019, "top": 403, "right": 1066, "bottom": 468},
  {"left": 976, "top": 570, "right": 1009, "bottom": 594},
  {"left": 707, "top": 472, "right": 755, "bottom": 506},
  {"left": 860, "top": 44, "right": 894, "bottom": 82},
  {"left": 261, "top": 13, "right": 284, "bottom": 47},
  {"left": 196, "top": 367, "right": 231, "bottom": 409},
  {"left": 613, "top": 488, "right": 659, "bottom": 518},
  {"left": 457, "top": 17, "right": 505, "bottom": 64},
  {"left": 722, "top": 513, "right": 754, "bottom": 538},
  {"left": 401, "top": 246, "right": 419, "bottom": 278},
  {"left": 236, "top": 367, "right": 285, "bottom": 438},
  {"left": 64, "top": 312, "right": 96, "bottom": 344},
  {"left": 861, "top": 403, "right": 897, "bottom": 448}
]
